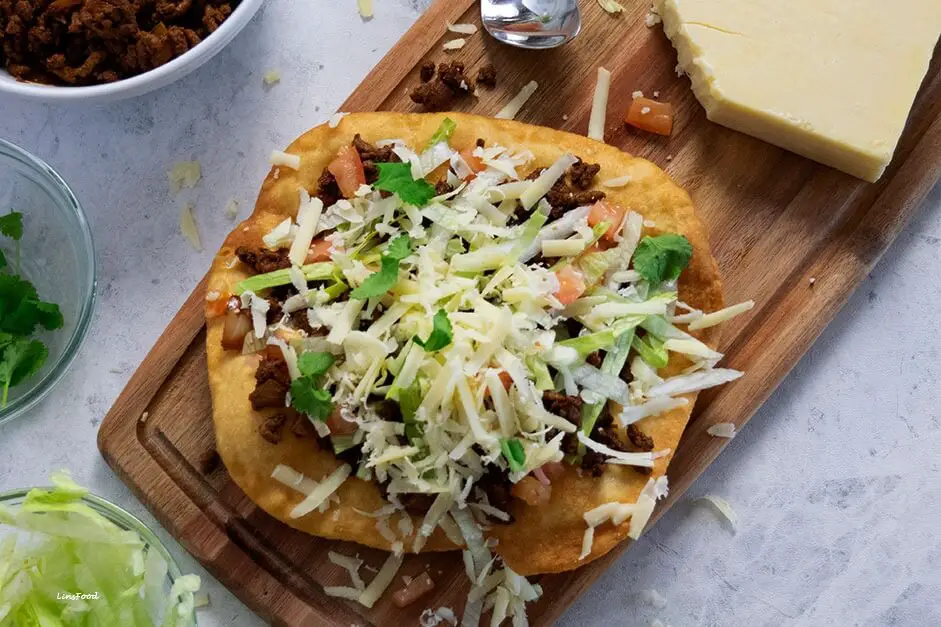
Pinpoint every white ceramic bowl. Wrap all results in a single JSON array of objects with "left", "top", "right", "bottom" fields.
[{"left": 0, "top": 0, "right": 266, "bottom": 103}]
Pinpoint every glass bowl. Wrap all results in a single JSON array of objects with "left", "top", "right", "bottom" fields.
[
  {"left": 0, "top": 139, "right": 96, "bottom": 426},
  {"left": 0, "top": 488, "right": 197, "bottom": 625}
]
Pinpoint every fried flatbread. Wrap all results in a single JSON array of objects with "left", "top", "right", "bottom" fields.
[{"left": 206, "top": 112, "right": 723, "bottom": 575}]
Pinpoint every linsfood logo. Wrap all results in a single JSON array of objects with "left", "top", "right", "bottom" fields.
[{"left": 57, "top": 591, "right": 100, "bottom": 601}]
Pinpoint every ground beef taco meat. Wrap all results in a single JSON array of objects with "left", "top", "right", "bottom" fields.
[{"left": 0, "top": 0, "right": 236, "bottom": 86}]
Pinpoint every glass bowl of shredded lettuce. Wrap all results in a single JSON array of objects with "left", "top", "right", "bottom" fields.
[
  {"left": 0, "top": 138, "right": 96, "bottom": 426},
  {"left": 0, "top": 472, "right": 199, "bottom": 626}
]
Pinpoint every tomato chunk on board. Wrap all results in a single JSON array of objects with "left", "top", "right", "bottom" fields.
[{"left": 625, "top": 98, "right": 674, "bottom": 136}]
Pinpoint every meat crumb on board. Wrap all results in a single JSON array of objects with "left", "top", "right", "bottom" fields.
[{"left": 410, "top": 60, "right": 497, "bottom": 111}]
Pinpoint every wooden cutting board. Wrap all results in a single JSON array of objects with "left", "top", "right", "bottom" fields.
[{"left": 98, "top": 1, "right": 941, "bottom": 625}]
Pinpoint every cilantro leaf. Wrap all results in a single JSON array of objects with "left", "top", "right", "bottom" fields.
[
  {"left": 0, "top": 212, "right": 23, "bottom": 241},
  {"left": 290, "top": 380, "right": 333, "bottom": 420},
  {"left": 384, "top": 233, "right": 412, "bottom": 262},
  {"left": 425, "top": 117, "right": 457, "bottom": 149},
  {"left": 34, "top": 301, "right": 63, "bottom": 330},
  {"left": 632, "top": 234, "right": 693, "bottom": 285},
  {"left": 0, "top": 337, "right": 47, "bottom": 406},
  {"left": 350, "top": 234, "right": 412, "bottom": 300},
  {"left": 297, "top": 351, "right": 334, "bottom": 378},
  {"left": 374, "top": 163, "right": 435, "bottom": 207},
  {"left": 414, "top": 309, "right": 452, "bottom": 352},
  {"left": 500, "top": 438, "right": 526, "bottom": 473}
]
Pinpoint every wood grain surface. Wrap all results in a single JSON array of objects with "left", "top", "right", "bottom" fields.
[{"left": 98, "top": 1, "right": 941, "bottom": 625}]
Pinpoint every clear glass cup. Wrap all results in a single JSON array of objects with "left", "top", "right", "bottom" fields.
[
  {"left": 0, "top": 139, "right": 96, "bottom": 426},
  {"left": 0, "top": 488, "right": 197, "bottom": 625}
]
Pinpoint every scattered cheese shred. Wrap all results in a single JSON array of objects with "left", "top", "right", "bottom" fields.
[
  {"left": 328, "top": 551, "right": 365, "bottom": 590},
  {"left": 447, "top": 22, "right": 478, "bottom": 34},
  {"left": 289, "top": 194, "right": 324, "bottom": 266},
  {"left": 695, "top": 495, "right": 738, "bottom": 532},
  {"left": 587, "top": 67, "right": 612, "bottom": 141},
  {"left": 323, "top": 586, "right": 361, "bottom": 601},
  {"left": 706, "top": 422, "right": 737, "bottom": 439},
  {"left": 359, "top": 552, "right": 404, "bottom": 608},
  {"left": 262, "top": 69, "right": 281, "bottom": 85},
  {"left": 578, "top": 526, "right": 595, "bottom": 560},
  {"left": 443, "top": 38, "right": 467, "bottom": 51},
  {"left": 597, "top": 0, "right": 625, "bottom": 13},
  {"left": 495, "top": 80, "right": 538, "bottom": 120},
  {"left": 602, "top": 175, "right": 633, "bottom": 187},
  {"left": 179, "top": 203, "right": 202, "bottom": 251},
  {"left": 688, "top": 300, "right": 755, "bottom": 330},
  {"left": 168, "top": 160, "right": 201, "bottom": 195},
  {"left": 357, "top": 0, "right": 373, "bottom": 18},
  {"left": 224, "top": 199, "right": 239, "bottom": 219},
  {"left": 270, "top": 463, "right": 351, "bottom": 519},
  {"left": 638, "top": 588, "right": 668, "bottom": 609},
  {"left": 269, "top": 150, "right": 301, "bottom": 170}
]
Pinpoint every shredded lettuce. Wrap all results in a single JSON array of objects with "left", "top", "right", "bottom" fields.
[
  {"left": 425, "top": 117, "right": 457, "bottom": 149},
  {"left": 0, "top": 473, "right": 199, "bottom": 627},
  {"left": 579, "top": 328, "right": 636, "bottom": 452},
  {"left": 499, "top": 438, "right": 526, "bottom": 472},
  {"left": 234, "top": 262, "right": 337, "bottom": 294},
  {"left": 632, "top": 334, "right": 669, "bottom": 368}
]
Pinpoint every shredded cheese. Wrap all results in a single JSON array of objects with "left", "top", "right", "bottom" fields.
[
  {"left": 359, "top": 552, "right": 404, "bottom": 608},
  {"left": 602, "top": 175, "right": 633, "bottom": 187},
  {"left": 597, "top": 0, "right": 625, "bottom": 13},
  {"left": 695, "top": 495, "right": 738, "bottom": 532},
  {"left": 179, "top": 203, "right": 202, "bottom": 251},
  {"left": 587, "top": 67, "right": 612, "bottom": 141},
  {"left": 288, "top": 194, "right": 324, "bottom": 266},
  {"left": 224, "top": 199, "right": 239, "bottom": 219},
  {"left": 269, "top": 150, "right": 301, "bottom": 170},
  {"left": 262, "top": 69, "right": 281, "bottom": 85},
  {"left": 495, "top": 81, "right": 539, "bottom": 120},
  {"left": 447, "top": 22, "right": 478, "bottom": 34},
  {"left": 443, "top": 38, "right": 467, "bottom": 51},
  {"left": 328, "top": 551, "right": 365, "bottom": 590},
  {"left": 357, "top": 0, "right": 373, "bottom": 18},
  {"left": 706, "top": 422, "right": 737, "bottom": 438},
  {"left": 273, "top": 463, "right": 351, "bottom": 519},
  {"left": 168, "top": 161, "right": 201, "bottom": 194}
]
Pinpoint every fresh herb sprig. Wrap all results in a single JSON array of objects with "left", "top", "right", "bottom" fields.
[
  {"left": 290, "top": 352, "right": 335, "bottom": 420},
  {"left": 414, "top": 309, "right": 452, "bottom": 352},
  {"left": 0, "top": 212, "right": 64, "bottom": 407},
  {"left": 632, "top": 233, "right": 693, "bottom": 285},
  {"left": 350, "top": 234, "right": 412, "bottom": 300}
]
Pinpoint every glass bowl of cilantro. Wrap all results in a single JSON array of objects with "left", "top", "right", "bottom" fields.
[{"left": 0, "top": 139, "right": 95, "bottom": 426}]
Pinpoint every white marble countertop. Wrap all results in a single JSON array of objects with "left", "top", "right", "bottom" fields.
[{"left": 1, "top": 2, "right": 939, "bottom": 625}]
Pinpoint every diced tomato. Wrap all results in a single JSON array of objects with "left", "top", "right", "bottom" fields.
[
  {"left": 587, "top": 200, "right": 628, "bottom": 243},
  {"left": 305, "top": 237, "right": 333, "bottom": 263},
  {"left": 459, "top": 148, "right": 485, "bottom": 175},
  {"left": 221, "top": 310, "right": 251, "bottom": 350},
  {"left": 540, "top": 461, "right": 566, "bottom": 482},
  {"left": 511, "top": 475, "right": 552, "bottom": 506},
  {"left": 326, "top": 408, "right": 358, "bottom": 435},
  {"left": 204, "top": 292, "right": 231, "bottom": 318},
  {"left": 327, "top": 145, "right": 366, "bottom": 197},
  {"left": 553, "top": 266, "right": 586, "bottom": 306},
  {"left": 625, "top": 98, "right": 674, "bottom": 136},
  {"left": 498, "top": 370, "right": 513, "bottom": 390}
]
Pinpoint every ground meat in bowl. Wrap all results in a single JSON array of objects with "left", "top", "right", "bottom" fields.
[{"left": 0, "top": 0, "right": 237, "bottom": 86}]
